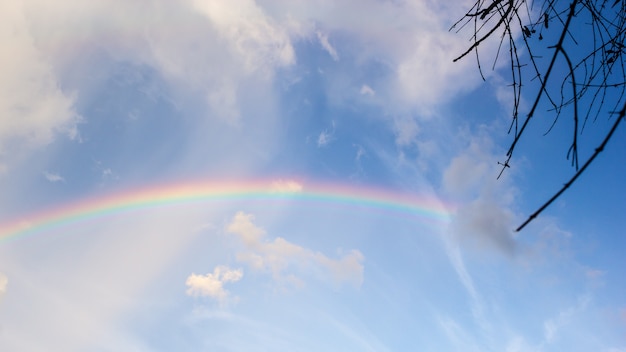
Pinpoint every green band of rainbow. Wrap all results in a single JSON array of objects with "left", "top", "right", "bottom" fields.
[{"left": 0, "top": 179, "right": 453, "bottom": 243}]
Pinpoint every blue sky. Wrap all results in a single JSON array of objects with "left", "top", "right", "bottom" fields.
[{"left": 1, "top": 0, "right": 625, "bottom": 351}]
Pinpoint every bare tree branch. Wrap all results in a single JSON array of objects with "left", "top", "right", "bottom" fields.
[{"left": 453, "top": 0, "right": 626, "bottom": 230}]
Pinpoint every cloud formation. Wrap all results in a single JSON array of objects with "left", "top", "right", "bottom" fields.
[
  {"left": 270, "top": 179, "right": 303, "bottom": 193},
  {"left": 43, "top": 171, "right": 65, "bottom": 183},
  {"left": 443, "top": 134, "right": 517, "bottom": 256},
  {"left": 317, "top": 31, "right": 339, "bottom": 61},
  {"left": 360, "top": 85, "right": 375, "bottom": 96},
  {"left": 0, "top": 273, "right": 7, "bottom": 297},
  {"left": 452, "top": 198, "right": 516, "bottom": 255},
  {"left": 317, "top": 130, "right": 333, "bottom": 147},
  {"left": 0, "top": 1, "right": 80, "bottom": 164},
  {"left": 226, "top": 212, "right": 364, "bottom": 287},
  {"left": 186, "top": 266, "right": 243, "bottom": 303},
  {"left": 191, "top": 0, "right": 295, "bottom": 74}
]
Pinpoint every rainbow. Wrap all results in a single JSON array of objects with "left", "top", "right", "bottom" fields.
[{"left": 0, "top": 179, "right": 453, "bottom": 244}]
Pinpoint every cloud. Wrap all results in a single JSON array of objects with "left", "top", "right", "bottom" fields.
[
  {"left": 354, "top": 144, "right": 366, "bottom": 161},
  {"left": 393, "top": 117, "right": 420, "bottom": 147},
  {"left": 226, "top": 212, "right": 364, "bottom": 287},
  {"left": 43, "top": 171, "right": 64, "bottom": 183},
  {"left": 317, "top": 121, "right": 336, "bottom": 148},
  {"left": 317, "top": 130, "right": 333, "bottom": 147},
  {"left": 442, "top": 237, "right": 491, "bottom": 340},
  {"left": 542, "top": 294, "right": 591, "bottom": 344},
  {"left": 206, "top": 79, "right": 241, "bottom": 122},
  {"left": 451, "top": 198, "right": 516, "bottom": 255},
  {"left": 0, "top": 1, "right": 80, "bottom": 163},
  {"left": 270, "top": 179, "right": 303, "bottom": 193},
  {"left": 360, "top": 85, "right": 375, "bottom": 96},
  {"left": 186, "top": 266, "right": 243, "bottom": 303},
  {"left": 0, "top": 273, "right": 7, "bottom": 296},
  {"left": 443, "top": 153, "right": 489, "bottom": 197},
  {"left": 443, "top": 132, "right": 518, "bottom": 256},
  {"left": 191, "top": 0, "right": 295, "bottom": 74},
  {"left": 317, "top": 31, "right": 339, "bottom": 61},
  {"left": 442, "top": 137, "right": 494, "bottom": 198}
]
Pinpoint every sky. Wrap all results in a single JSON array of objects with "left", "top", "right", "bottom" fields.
[{"left": 1, "top": 0, "right": 625, "bottom": 351}]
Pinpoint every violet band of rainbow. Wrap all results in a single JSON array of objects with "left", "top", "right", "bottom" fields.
[{"left": 0, "top": 179, "right": 454, "bottom": 243}]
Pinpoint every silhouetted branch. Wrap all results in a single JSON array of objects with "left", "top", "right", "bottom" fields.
[
  {"left": 454, "top": 0, "right": 626, "bottom": 229},
  {"left": 516, "top": 101, "right": 626, "bottom": 231}
]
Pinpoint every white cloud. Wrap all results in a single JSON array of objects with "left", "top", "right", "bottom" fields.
[
  {"left": 270, "top": 179, "right": 303, "bottom": 193},
  {"left": 443, "top": 152, "right": 489, "bottom": 197},
  {"left": 43, "top": 171, "right": 64, "bottom": 183},
  {"left": 442, "top": 237, "right": 491, "bottom": 339},
  {"left": 354, "top": 144, "right": 366, "bottom": 161},
  {"left": 360, "top": 85, "right": 375, "bottom": 96},
  {"left": 317, "top": 130, "right": 333, "bottom": 147},
  {"left": 207, "top": 79, "right": 241, "bottom": 122},
  {"left": 0, "top": 273, "right": 7, "bottom": 296},
  {"left": 0, "top": 1, "right": 80, "bottom": 163},
  {"left": 0, "top": 205, "right": 205, "bottom": 351},
  {"left": 395, "top": 30, "right": 478, "bottom": 113},
  {"left": 317, "top": 31, "right": 339, "bottom": 61},
  {"left": 226, "top": 212, "right": 364, "bottom": 287},
  {"left": 191, "top": 0, "right": 295, "bottom": 74},
  {"left": 393, "top": 117, "right": 420, "bottom": 147},
  {"left": 442, "top": 137, "right": 495, "bottom": 197},
  {"left": 317, "top": 121, "right": 336, "bottom": 148},
  {"left": 186, "top": 265, "right": 243, "bottom": 303}
]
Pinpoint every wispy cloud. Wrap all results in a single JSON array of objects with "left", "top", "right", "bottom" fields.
[
  {"left": 317, "top": 31, "right": 339, "bottom": 61},
  {"left": 43, "top": 171, "right": 65, "bottom": 183},
  {"left": 226, "top": 212, "right": 364, "bottom": 288},
  {"left": 542, "top": 294, "right": 591, "bottom": 345},
  {"left": 393, "top": 117, "right": 420, "bottom": 147},
  {"left": 317, "top": 121, "right": 336, "bottom": 148},
  {"left": 270, "top": 179, "right": 303, "bottom": 193},
  {"left": 317, "top": 130, "right": 333, "bottom": 147},
  {"left": 442, "top": 237, "right": 492, "bottom": 341},
  {"left": 354, "top": 144, "right": 366, "bottom": 162}
]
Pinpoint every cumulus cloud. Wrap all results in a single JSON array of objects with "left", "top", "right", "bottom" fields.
[
  {"left": 0, "top": 0, "right": 495, "bottom": 171},
  {"left": 226, "top": 212, "right": 364, "bottom": 287},
  {"left": 186, "top": 266, "right": 243, "bottom": 303}
]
